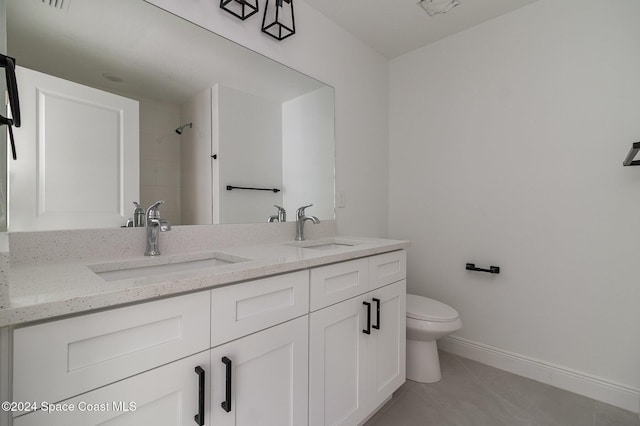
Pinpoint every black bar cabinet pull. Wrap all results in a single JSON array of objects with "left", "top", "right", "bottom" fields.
[
  {"left": 363, "top": 301, "right": 371, "bottom": 335},
  {"left": 226, "top": 185, "right": 280, "bottom": 193},
  {"left": 221, "top": 356, "right": 232, "bottom": 413},
  {"left": 194, "top": 366, "right": 205, "bottom": 425},
  {"left": 466, "top": 263, "right": 500, "bottom": 274},
  {"left": 372, "top": 298, "right": 381, "bottom": 330}
]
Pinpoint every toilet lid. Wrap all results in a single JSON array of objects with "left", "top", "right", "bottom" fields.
[{"left": 406, "top": 294, "right": 459, "bottom": 322}]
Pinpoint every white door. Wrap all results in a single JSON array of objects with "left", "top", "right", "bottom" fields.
[
  {"left": 9, "top": 66, "right": 139, "bottom": 231},
  {"left": 13, "top": 351, "right": 210, "bottom": 426},
  {"left": 210, "top": 316, "right": 309, "bottom": 426},
  {"left": 309, "top": 295, "right": 368, "bottom": 426},
  {"left": 366, "top": 280, "right": 406, "bottom": 412}
]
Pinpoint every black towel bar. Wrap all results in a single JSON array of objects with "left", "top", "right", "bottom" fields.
[
  {"left": 466, "top": 263, "right": 500, "bottom": 274},
  {"left": 226, "top": 185, "right": 280, "bottom": 193}
]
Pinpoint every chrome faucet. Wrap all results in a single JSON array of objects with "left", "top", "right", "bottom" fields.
[
  {"left": 145, "top": 201, "right": 171, "bottom": 256},
  {"left": 268, "top": 205, "right": 287, "bottom": 223},
  {"left": 125, "top": 201, "right": 146, "bottom": 227},
  {"left": 295, "top": 204, "right": 320, "bottom": 241},
  {"left": 132, "top": 202, "right": 145, "bottom": 227}
]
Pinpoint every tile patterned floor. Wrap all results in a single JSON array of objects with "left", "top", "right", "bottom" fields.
[{"left": 364, "top": 351, "right": 640, "bottom": 426}]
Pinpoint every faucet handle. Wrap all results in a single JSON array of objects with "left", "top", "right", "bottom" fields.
[
  {"left": 296, "top": 204, "right": 313, "bottom": 218},
  {"left": 158, "top": 219, "right": 171, "bottom": 232},
  {"left": 146, "top": 200, "right": 165, "bottom": 222},
  {"left": 148, "top": 200, "right": 164, "bottom": 210},
  {"left": 274, "top": 204, "right": 285, "bottom": 212}
]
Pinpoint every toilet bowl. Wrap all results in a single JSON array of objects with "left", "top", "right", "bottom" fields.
[{"left": 406, "top": 294, "right": 462, "bottom": 383}]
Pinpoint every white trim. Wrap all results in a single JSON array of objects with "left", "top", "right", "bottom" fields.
[
  {"left": 0, "top": 327, "right": 12, "bottom": 426},
  {"left": 439, "top": 335, "right": 640, "bottom": 414}
]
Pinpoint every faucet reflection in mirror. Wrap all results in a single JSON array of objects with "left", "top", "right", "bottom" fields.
[
  {"left": 124, "top": 202, "right": 146, "bottom": 227},
  {"left": 268, "top": 205, "right": 287, "bottom": 222}
]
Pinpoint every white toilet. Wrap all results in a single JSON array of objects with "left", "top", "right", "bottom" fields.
[{"left": 406, "top": 294, "right": 462, "bottom": 383}]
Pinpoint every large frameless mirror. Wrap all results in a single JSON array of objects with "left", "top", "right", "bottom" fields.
[{"left": 5, "top": 0, "right": 335, "bottom": 231}]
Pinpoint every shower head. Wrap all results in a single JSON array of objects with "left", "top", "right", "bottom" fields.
[{"left": 175, "top": 123, "right": 192, "bottom": 135}]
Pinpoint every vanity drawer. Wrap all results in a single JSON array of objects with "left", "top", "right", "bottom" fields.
[
  {"left": 369, "top": 250, "right": 406, "bottom": 290},
  {"left": 310, "top": 258, "right": 370, "bottom": 311},
  {"left": 13, "top": 291, "right": 210, "bottom": 409},
  {"left": 211, "top": 270, "right": 309, "bottom": 347}
]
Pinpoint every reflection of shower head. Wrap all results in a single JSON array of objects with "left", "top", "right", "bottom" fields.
[{"left": 175, "top": 123, "right": 192, "bottom": 135}]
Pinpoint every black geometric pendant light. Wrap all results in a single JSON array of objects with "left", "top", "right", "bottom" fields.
[
  {"left": 262, "top": 0, "right": 295, "bottom": 41},
  {"left": 220, "top": 0, "right": 259, "bottom": 20}
]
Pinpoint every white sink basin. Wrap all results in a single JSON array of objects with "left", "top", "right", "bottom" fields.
[
  {"left": 287, "top": 238, "right": 363, "bottom": 250},
  {"left": 304, "top": 243, "right": 355, "bottom": 250},
  {"left": 91, "top": 254, "right": 249, "bottom": 282}
]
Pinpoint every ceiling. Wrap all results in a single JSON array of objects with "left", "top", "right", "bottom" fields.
[{"left": 303, "top": 0, "right": 542, "bottom": 58}]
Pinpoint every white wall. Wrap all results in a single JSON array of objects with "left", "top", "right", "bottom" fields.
[
  {"left": 390, "top": 0, "right": 640, "bottom": 411},
  {"left": 138, "top": 97, "right": 182, "bottom": 225},
  {"left": 147, "top": 0, "right": 389, "bottom": 237},
  {"left": 217, "top": 85, "right": 284, "bottom": 223},
  {"left": 283, "top": 86, "right": 335, "bottom": 220},
  {"left": 181, "top": 87, "right": 213, "bottom": 225}
]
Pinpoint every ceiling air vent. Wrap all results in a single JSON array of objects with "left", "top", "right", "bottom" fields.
[{"left": 35, "top": 0, "right": 71, "bottom": 13}]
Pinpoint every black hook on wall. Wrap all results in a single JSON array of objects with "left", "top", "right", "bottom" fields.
[
  {"left": 466, "top": 263, "right": 500, "bottom": 274},
  {"left": 0, "top": 53, "right": 21, "bottom": 160},
  {"left": 623, "top": 142, "right": 640, "bottom": 166}
]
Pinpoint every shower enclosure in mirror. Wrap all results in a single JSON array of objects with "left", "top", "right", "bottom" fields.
[{"left": 5, "top": 0, "right": 335, "bottom": 231}]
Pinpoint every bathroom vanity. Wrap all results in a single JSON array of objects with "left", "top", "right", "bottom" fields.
[{"left": 0, "top": 226, "right": 407, "bottom": 426}]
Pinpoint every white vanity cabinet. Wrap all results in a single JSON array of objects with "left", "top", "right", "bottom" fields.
[
  {"left": 8, "top": 248, "right": 407, "bottom": 426},
  {"left": 308, "top": 251, "right": 406, "bottom": 426}
]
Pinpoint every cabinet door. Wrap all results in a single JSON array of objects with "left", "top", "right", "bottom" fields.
[
  {"left": 309, "top": 295, "right": 368, "bottom": 426},
  {"left": 210, "top": 316, "right": 309, "bottom": 426},
  {"left": 366, "top": 280, "right": 406, "bottom": 412},
  {"left": 13, "top": 351, "right": 210, "bottom": 426}
]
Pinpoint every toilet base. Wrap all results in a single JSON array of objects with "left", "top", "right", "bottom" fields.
[{"left": 406, "top": 339, "right": 441, "bottom": 383}]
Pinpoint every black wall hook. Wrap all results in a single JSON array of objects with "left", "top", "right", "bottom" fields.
[
  {"left": 1, "top": 53, "right": 21, "bottom": 160},
  {"left": 623, "top": 142, "right": 640, "bottom": 166},
  {"left": 466, "top": 263, "right": 500, "bottom": 274}
]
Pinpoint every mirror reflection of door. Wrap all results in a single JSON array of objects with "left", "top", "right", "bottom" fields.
[{"left": 9, "top": 66, "right": 139, "bottom": 231}]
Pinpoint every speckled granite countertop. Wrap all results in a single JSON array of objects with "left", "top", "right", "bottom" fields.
[{"left": 2, "top": 236, "right": 409, "bottom": 327}]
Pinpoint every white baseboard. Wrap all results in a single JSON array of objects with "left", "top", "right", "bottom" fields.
[{"left": 439, "top": 335, "right": 640, "bottom": 414}]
